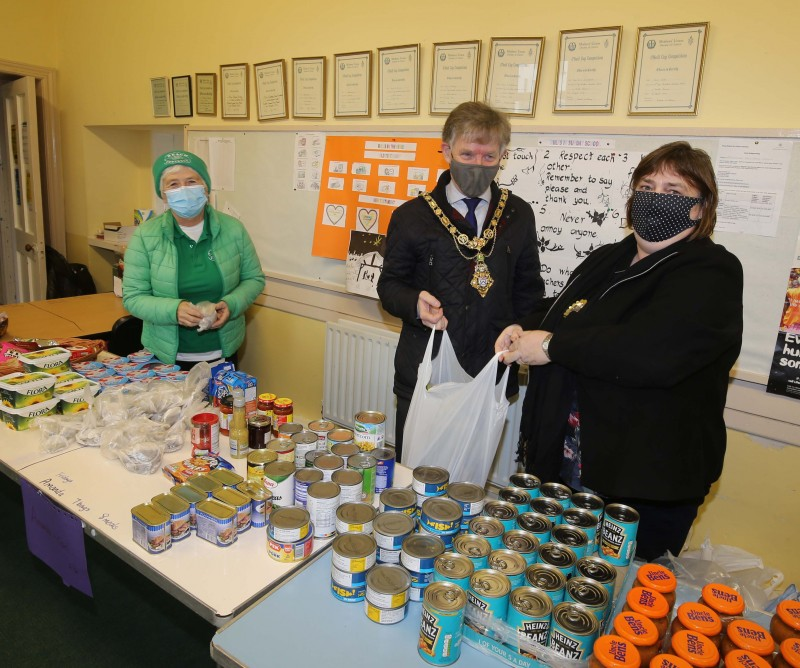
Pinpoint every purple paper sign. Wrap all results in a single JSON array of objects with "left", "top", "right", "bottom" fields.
[{"left": 21, "top": 479, "right": 93, "bottom": 597}]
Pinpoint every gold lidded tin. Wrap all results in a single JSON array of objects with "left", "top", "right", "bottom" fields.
[
  {"left": 236, "top": 480, "right": 271, "bottom": 528},
  {"left": 509, "top": 472, "right": 542, "bottom": 492},
  {"left": 539, "top": 542, "right": 578, "bottom": 577},
  {"left": 195, "top": 498, "right": 238, "bottom": 547},
  {"left": 483, "top": 499, "right": 519, "bottom": 530},
  {"left": 331, "top": 441, "right": 360, "bottom": 463},
  {"left": 499, "top": 486, "right": 532, "bottom": 513},
  {"left": 420, "top": 581, "right": 468, "bottom": 665},
  {"left": 277, "top": 422, "right": 303, "bottom": 442},
  {"left": 308, "top": 419, "right": 336, "bottom": 447},
  {"left": 488, "top": 548, "right": 528, "bottom": 587},
  {"left": 263, "top": 460, "right": 296, "bottom": 508},
  {"left": 332, "top": 468, "right": 363, "bottom": 504},
  {"left": 564, "top": 576, "right": 609, "bottom": 622},
  {"left": 151, "top": 492, "right": 191, "bottom": 542},
  {"left": 467, "top": 568, "right": 512, "bottom": 636},
  {"left": 467, "top": 515, "right": 505, "bottom": 549},
  {"left": 517, "top": 511, "right": 554, "bottom": 540},
  {"left": 502, "top": 529, "right": 540, "bottom": 565},
  {"left": 419, "top": 496, "right": 463, "bottom": 536},
  {"left": 353, "top": 410, "right": 386, "bottom": 452},
  {"left": 453, "top": 533, "right": 493, "bottom": 569},
  {"left": 347, "top": 453, "right": 376, "bottom": 504},
  {"left": 332, "top": 532, "right": 377, "bottom": 573},
  {"left": 186, "top": 472, "right": 223, "bottom": 498},
  {"left": 540, "top": 481, "right": 573, "bottom": 506},
  {"left": 336, "top": 501, "right": 377, "bottom": 535},
  {"left": 508, "top": 586, "right": 553, "bottom": 653},
  {"left": 447, "top": 481, "right": 486, "bottom": 518},
  {"left": 366, "top": 563, "right": 411, "bottom": 609},
  {"left": 291, "top": 429, "right": 320, "bottom": 468},
  {"left": 530, "top": 497, "right": 565, "bottom": 524},
  {"left": 327, "top": 427, "right": 355, "bottom": 451},
  {"left": 412, "top": 465, "right": 449, "bottom": 497},
  {"left": 379, "top": 487, "right": 417, "bottom": 515},
  {"left": 304, "top": 449, "right": 328, "bottom": 468},
  {"left": 170, "top": 482, "right": 205, "bottom": 531},
  {"left": 575, "top": 556, "right": 617, "bottom": 603},
  {"left": 267, "top": 437, "right": 296, "bottom": 463},
  {"left": 551, "top": 524, "right": 589, "bottom": 559},
  {"left": 434, "top": 551, "right": 475, "bottom": 589},
  {"left": 247, "top": 448, "right": 278, "bottom": 482},
  {"left": 269, "top": 506, "right": 311, "bottom": 543},
  {"left": 373, "top": 510, "right": 416, "bottom": 551},
  {"left": 211, "top": 486, "right": 252, "bottom": 533},
  {"left": 307, "top": 480, "right": 341, "bottom": 538},
  {"left": 525, "top": 563, "right": 568, "bottom": 599},
  {"left": 131, "top": 502, "right": 172, "bottom": 553},
  {"left": 208, "top": 468, "right": 244, "bottom": 489},
  {"left": 314, "top": 453, "right": 345, "bottom": 481},
  {"left": 401, "top": 533, "right": 446, "bottom": 573},
  {"left": 548, "top": 601, "right": 600, "bottom": 661}
]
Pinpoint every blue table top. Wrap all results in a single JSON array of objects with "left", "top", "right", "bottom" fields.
[{"left": 212, "top": 549, "right": 493, "bottom": 668}]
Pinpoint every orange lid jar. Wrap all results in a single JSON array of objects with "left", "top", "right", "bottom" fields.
[
  {"left": 614, "top": 611, "right": 662, "bottom": 667},
  {"left": 670, "top": 630, "right": 721, "bottom": 668},
  {"left": 700, "top": 584, "right": 745, "bottom": 625},
  {"left": 589, "top": 635, "right": 642, "bottom": 668},
  {"left": 671, "top": 602, "right": 724, "bottom": 648},
  {"left": 623, "top": 587, "right": 671, "bottom": 640},
  {"left": 725, "top": 649, "right": 773, "bottom": 668},
  {"left": 636, "top": 564, "right": 677, "bottom": 612},
  {"left": 774, "top": 638, "right": 800, "bottom": 668},
  {"left": 771, "top": 601, "right": 800, "bottom": 645},
  {"left": 722, "top": 619, "right": 775, "bottom": 662},
  {"left": 650, "top": 654, "right": 695, "bottom": 668}
]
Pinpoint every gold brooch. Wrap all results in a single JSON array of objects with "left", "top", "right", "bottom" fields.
[{"left": 563, "top": 299, "right": 587, "bottom": 317}]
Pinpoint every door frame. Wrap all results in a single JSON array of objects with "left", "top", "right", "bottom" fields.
[{"left": 0, "top": 59, "right": 65, "bottom": 256}]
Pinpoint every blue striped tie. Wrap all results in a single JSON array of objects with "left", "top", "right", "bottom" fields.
[{"left": 463, "top": 197, "right": 482, "bottom": 234}]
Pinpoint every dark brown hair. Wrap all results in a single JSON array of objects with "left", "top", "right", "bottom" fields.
[
  {"left": 626, "top": 141, "right": 718, "bottom": 239},
  {"left": 442, "top": 102, "right": 511, "bottom": 151}
]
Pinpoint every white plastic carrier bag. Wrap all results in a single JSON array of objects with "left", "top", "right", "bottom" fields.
[{"left": 403, "top": 327, "right": 510, "bottom": 486}]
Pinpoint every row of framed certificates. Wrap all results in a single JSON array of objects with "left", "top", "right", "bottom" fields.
[{"left": 149, "top": 22, "right": 709, "bottom": 120}]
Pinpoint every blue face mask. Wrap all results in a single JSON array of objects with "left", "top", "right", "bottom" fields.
[{"left": 165, "top": 185, "right": 207, "bottom": 219}]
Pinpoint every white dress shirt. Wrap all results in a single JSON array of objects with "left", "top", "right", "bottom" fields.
[{"left": 445, "top": 179, "right": 491, "bottom": 235}]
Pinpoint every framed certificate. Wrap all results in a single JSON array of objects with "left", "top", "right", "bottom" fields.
[
  {"left": 195, "top": 73, "right": 217, "bottom": 116},
  {"left": 377, "top": 44, "right": 420, "bottom": 115},
  {"left": 334, "top": 51, "right": 372, "bottom": 118},
  {"left": 292, "top": 56, "right": 326, "bottom": 119},
  {"left": 485, "top": 37, "right": 544, "bottom": 116},
  {"left": 254, "top": 59, "right": 288, "bottom": 121},
  {"left": 150, "top": 76, "right": 170, "bottom": 118},
  {"left": 171, "top": 75, "right": 193, "bottom": 118},
  {"left": 554, "top": 27, "right": 621, "bottom": 113},
  {"left": 430, "top": 40, "right": 481, "bottom": 115},
  {"left": 220, "top": 63, "right": 249, "bottom": 120},
  {"left": 629, "top": 22, "right": 709, "bottom": 116}
]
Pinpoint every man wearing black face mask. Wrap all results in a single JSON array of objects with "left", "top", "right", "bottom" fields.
[{"left": 378, "top": 102, "right": 544, "bottom": 460}]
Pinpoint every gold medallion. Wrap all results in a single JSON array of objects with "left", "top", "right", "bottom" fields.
[{"left": 470, "top": 254, "right": 494, "bottom": 298}]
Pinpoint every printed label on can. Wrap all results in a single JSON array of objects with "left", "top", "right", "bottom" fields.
[
  {"left": 267, "top": 532, "right": 313, "bottom": 563},
  {"left": 419, "top": 583, "right": 466, "bottom": 666},
  {"left": 364, "top": 600, "right": 407, "bottom": 625}
]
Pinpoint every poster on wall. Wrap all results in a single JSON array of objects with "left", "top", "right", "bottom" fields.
[
  {"left": 311, "top": 136, "right": 446, "bottom": 260},
  {"left": 767, "top": 232, "right": 800, "bottom": 399},
  {"left": 345, "top": 231, "right": 385, "bottom": 299}
]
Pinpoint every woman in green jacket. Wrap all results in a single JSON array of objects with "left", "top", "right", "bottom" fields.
[{"left": 123, "top": 150, "right": 265, "bottom": 367}]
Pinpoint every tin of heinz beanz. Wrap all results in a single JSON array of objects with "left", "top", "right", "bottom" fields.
[
  {"left": 600, "top": 503, "right": 640, "bottom": 566},
  {"left": 419, "top": 581, "right": 466, "bottom": 666}
]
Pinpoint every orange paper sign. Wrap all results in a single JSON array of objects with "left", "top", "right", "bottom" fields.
[{"left": 312, "top": 136, "right": 447, "bottom": 260}]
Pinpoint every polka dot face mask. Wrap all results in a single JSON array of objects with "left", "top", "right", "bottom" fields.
[{"left": 631, "top": 190, "right": 703, "bottom": 242}]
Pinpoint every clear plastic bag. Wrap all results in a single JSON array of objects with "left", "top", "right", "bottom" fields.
[
  {"left": 195, "top": 301, "right": 217, "bottom": 332},
  {"left": 403, "top": 328, "right": 510, "bottom": 486}
]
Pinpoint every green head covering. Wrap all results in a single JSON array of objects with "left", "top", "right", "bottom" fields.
[{"left": 152, "top": 150, "right": 211, "bottom": 197}]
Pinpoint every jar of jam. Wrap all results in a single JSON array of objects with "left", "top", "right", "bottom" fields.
[
  {"left": 771, "top": 601, "right": 800, "bottom": 645},
  {"left": 774, "top": 638, "right": 800, "bottom": 668},
  {"left": 613, "top": 611, "right": 661, "bottom": 667},
  {"left": 257, "top": 392, "right": 276, "bottom": 420},
  {"left": 636, "top": 564, "right": 677, "bottom": 613},
  {"left": 247, "top": 415, "right": 272, "bottom": 450},
  {"left": 725, "top": 649, "right": 773, "bottom": 668},
  {"left": 272, "top": 397, "right": 293, "bottom": 436},
  {"left": 623, "top": 587, "right": 670, "bottom": 640},
  {"left": 590, "top": 634, "right": 642, "bottom": 668},
  {"left": 649, "top": 654, "right": 694, "bottom": 668},
  {"left": 669, "top": 630, "right": 720, "bottom": 668},
  {"left": 699, "top": 583, "right": 745, "bottom": 628},
  {"left": 722, "top": 619, "right": 775, "bottom": 664},
  {"left": 218, "top": 395, "right": 233, "bottom": 436},
  {"left": 671, "top": 602, "right": 723, "bottom": 649}
]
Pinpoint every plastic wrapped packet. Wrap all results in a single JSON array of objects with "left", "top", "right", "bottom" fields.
[
  {"left": 99, "top": 424, "right": 130, "bottom": 460},
  {"left": 164, "top": 419, "right": 185, "bottom": 453},
  {"left": 116, "top": 438, "right": 165, "bottom": 475},
  {"left": 195, "top": 301, "right": 217, "bottom": 332},
  {"left": 38, "top": 413, "right": 86, "bottom": 454},
  {"left": 183, "top": 362, "right": 211, "bottom": 402},
  {"left": 76, "top": 410, "right": 104, "bottom": 447}
]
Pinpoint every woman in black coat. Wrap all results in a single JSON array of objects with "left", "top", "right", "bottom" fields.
[{"left": 496, "top": 142, "right": 744, "bottom": 561}]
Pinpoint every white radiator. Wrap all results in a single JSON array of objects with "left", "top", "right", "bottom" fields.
[
  {"left": 323, "top": 320, "right": 399, "bottom": 444},
  {"left": 321, "top": 318, "right": 525, "bottom": 486}
]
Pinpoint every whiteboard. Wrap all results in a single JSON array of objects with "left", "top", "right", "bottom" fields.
[{"left": 187, "top": 129, "right": 800, "bottom": 383}]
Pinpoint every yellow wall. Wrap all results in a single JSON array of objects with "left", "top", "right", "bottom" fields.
[{"left": 4, "top": 0, "right": 798, "bottom": 585}]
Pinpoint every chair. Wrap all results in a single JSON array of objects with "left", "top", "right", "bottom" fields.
[{"left": 107, "top": 315, "right": 143, "bottom": 357}]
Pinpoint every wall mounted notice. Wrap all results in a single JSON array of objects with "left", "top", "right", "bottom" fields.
[
  {"left": 312, "top": 136, "right": 446, "bottom": 260},
  {"left": 768, "top": 231, "right": 800, "bottom": 399},
  {"left": 346, "top": 231, "right": 385, "bottom": 299},
  {"left": 496, "top": 144, "right": 644, "bottom": 296}
]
